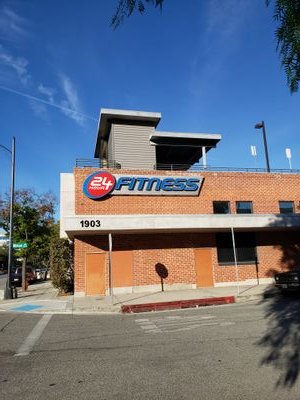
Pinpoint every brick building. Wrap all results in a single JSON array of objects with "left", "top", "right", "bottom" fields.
[{"left": 60, "top": 109, "right": 300, "bottom": 296}]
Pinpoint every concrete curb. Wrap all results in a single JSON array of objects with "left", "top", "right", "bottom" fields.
[{"left": 121, "top": 296, "right": 235, "bottom": 313}]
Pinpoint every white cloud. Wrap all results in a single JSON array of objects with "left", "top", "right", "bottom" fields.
[
  {"left": 0, "top": 6, "right": 28, "bottom": 41},
  {"left": 38, "top": 84, "right": 55, "bottom": 103},
  {"left": 0, "top": 45, "right": 30, "bottom": 85},
  {"left": 28, "top": 99, "right": 48, "bottom": 118},
  {"left": 0, "top": 84, "right": 97, "bottom": 124},
  {"left": 59, "top": 74, "right": 85, "bottom": 126},
  {"left": 189, "top": 0, "right": 254, "bottom": 98}
]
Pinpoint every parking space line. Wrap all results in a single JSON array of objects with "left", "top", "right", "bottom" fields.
[{"left": 14, "top": 314, "right": 53, "bottom": 357}]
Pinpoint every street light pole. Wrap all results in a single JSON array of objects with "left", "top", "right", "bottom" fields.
[
  {"left": 0, "top": 137, "right": 15, "bottom": 299},
  {"left": 255, "top": 121, "right": 270, "bottom": 172}
]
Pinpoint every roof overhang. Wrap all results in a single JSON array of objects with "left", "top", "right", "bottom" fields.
[
  {"left": 62, "top": 213, "right": 300, "bottom": 239},
  {"left": 150, "top": 131, "right": 222, "bottom": 167},
  {"left": 150, "top": 131, "right": 222, "bottom": 147},
  {"left": 94, "top": 108, "right": 162, "bottom": 158}
]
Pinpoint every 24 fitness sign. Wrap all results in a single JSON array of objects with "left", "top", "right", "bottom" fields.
[{"left": 83, "top": 171, "right": 203, "bottom": 200}]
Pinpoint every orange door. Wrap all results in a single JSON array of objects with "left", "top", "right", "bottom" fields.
[
  {"left": 112, "top": 251, "right": 133, "bottom": 288},
  {"left": 86, "top": 253, "right": 106, "bottom": 295},
  {"left": 195, "top": 248, "right": 214, "bottom": 287}
]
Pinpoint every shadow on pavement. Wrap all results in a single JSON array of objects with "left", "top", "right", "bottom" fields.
[{"left": 257, "top": 286, "right": 300, "bottom": 388}]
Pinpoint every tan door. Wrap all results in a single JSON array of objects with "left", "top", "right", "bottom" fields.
[
  {"left": 112, "top": 251, "right": 133, "bottom": 288},
  {"left": 195, "top": 248, "right": 214, "bottom": 287},
  {"left": 86, "top": 253, "right": 105, "bottom": 295}
]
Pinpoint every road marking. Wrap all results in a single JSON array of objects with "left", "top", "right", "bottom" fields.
[
  {"left": 135, "top": 318, "right": 151, "bottom": 323},
  {"left": 135, "top": 315, "right": 235, "bottom": 334},
  {"left": 164, "top": 322, "right": 219, "bottom": 333},
  {"left": 153, "top": 316, "right": 216, "bottom": 326},
  {"left": 14, "top": 314, "right": 53, "bottom": 356},
  {"left": 219, "top": 322, "right": 235, "bottom": 326},
  {"left": 12, "top": 304, "right": 44, "bottom": 312}
]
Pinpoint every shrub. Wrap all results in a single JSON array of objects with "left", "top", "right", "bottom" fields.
[{"left": 50, "top": 236, "right": 74, "bottom": 294}]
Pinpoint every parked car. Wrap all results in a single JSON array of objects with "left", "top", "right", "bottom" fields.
[
  {"left": 274, "top": 267, "right": 300, "bottom": 293},
  {"left": 35, "top": 268, "right": 49, "bottom": 281},
  {"left": 12, "top": 266, "right": 37, "bottom": 286}
]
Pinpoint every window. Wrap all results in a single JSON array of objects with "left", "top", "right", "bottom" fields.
[
  {"left": 213, "top": 201, "right": 230, "bottom": 214},
  {"left": 236, "top": 201, "right": 253, "bottom": 214},
  {"left": 216, "top": 232, "right": 257, "bottom": 264},
  {"left": 279, "top": 201, "right": 294, "bottom": 214}
]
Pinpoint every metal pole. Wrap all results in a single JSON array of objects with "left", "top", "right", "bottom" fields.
[
  {"left": 202, "top": 146, "right": 207, "bottom": 169},
  {"left": 261, "top": 121, "right": 270, "bottom": 172},
  {"left": 231, "top": 227, "right": 240, "bottom": 296},
  {"left": 4, "top": 137, "right": 15, "bottom": 299},
  {"left": 108, "top": 233, "right": 113, "bottom": 303}
]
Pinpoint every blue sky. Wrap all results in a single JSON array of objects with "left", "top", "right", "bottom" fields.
[{"left": 0, "top": 0, "right": 299, "bottom": 213}]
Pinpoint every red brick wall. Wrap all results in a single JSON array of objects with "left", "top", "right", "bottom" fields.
[
  {"left": 74, "top": 233, "right": 199, "bottom": 293},
  {"left": 73, "top": 169, "right": 300, "bottom": 292},
  {"left": 75, "top": 168, "right": 300, "bottom": 215},
  {"left": 74, "top": 231, "right": 300, "bottom": 293}
]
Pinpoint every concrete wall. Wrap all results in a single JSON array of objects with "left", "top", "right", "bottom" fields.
[{"left": 60, "top": 173, "right": 75, "bottom": 238}]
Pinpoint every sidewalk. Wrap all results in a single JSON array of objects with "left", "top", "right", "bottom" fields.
[{"left": 0, "top": 280, "right": 277, "bottom": 315}]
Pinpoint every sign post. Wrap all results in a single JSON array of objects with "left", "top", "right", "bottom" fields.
[
  {"left": 108, "top": 233, "right": 113, "bottom": 304},
  {"left": 231, "top": 227, "right": 240, "bottom": 296}
]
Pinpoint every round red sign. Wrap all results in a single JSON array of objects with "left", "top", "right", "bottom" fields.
[{"left": 83, "top": 171, "right": 116, "bottom": 199}]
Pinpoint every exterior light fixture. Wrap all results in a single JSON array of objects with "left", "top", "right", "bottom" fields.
[{"left": 254, "top": 120, "right": 270, "bottom": 172}]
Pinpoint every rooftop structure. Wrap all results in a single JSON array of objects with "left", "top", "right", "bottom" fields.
[{"left": 94, "top": 108, "right": 222, "bottom": 170}]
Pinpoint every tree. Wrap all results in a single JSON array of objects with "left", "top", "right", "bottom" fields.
[
  {"left": 0, "top": 188, "right": 56, "bottom": 290},
  {"left": 266, "top": 1, "right": 300, "bottom": 93},
  {"left": 112, "top": 0, "right": 300, "bottom": 93},
  {"left": 0, "top": 188, "right": 74, "bottom": 293},
  {"left": 111, "top": 0, "right": 164, "bottom": 29}
]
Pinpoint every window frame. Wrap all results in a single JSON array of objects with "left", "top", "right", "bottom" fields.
[
  {"left": 236, "top": 201, "right": 253, "bottom": 214},
  {"left": 216, "top": 232, "right": 257, "bottom": 265},
  {"left": 279, "top": 201, "right": 295, "bottom": 214},
  {"left": 213, "top": 201, "right": 231, "bottom": 214}
]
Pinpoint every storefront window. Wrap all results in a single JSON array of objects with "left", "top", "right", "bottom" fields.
[{"left": 216, "top": 232, "right": 257, "bottom": 264}]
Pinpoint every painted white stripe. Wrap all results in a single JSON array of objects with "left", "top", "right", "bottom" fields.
[
  {"left": 164, "top": 322, "right": 219, "bottom": 332},
  {"left": 155, "top": 315, "right": 215, "bottom": 322},
  {"left": 154, "top": 317, "right": 216, "bottom": 327},
  {"left": 141, "top": 324, "right": 159, "bottom": 330},
  {"left": 135, "top": 319, "right": 150, "bottom": 323},
  {"left": 15, "top": 314, "right": 53, "bottom": 357},
  {"left": 219, "top": 322, "right": 235, "bottom": 326}
]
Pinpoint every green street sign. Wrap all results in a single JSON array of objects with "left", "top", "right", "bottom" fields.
[{"left": 13, "top": 242, "right": 28, "bottom": 249}]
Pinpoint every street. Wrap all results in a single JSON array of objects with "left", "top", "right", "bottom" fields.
[{"left": 1, "top": 295, "right": 300, "bottom": 399}]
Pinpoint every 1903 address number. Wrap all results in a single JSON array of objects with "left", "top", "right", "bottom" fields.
[{"left": 80, "top": 220, "right": 101, "bottom": 228}]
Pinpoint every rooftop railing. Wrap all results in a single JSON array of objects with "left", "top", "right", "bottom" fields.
[{"left": 75, "top": 159, "right": 300, "bottom": 174}]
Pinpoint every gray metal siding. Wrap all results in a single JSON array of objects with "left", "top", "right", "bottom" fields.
[
  {"left": 112, "top": 123, "right": 156, "bottom": 169},
  {"left": 107, "top": 125, "right": 115, "bottom": 163}
]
